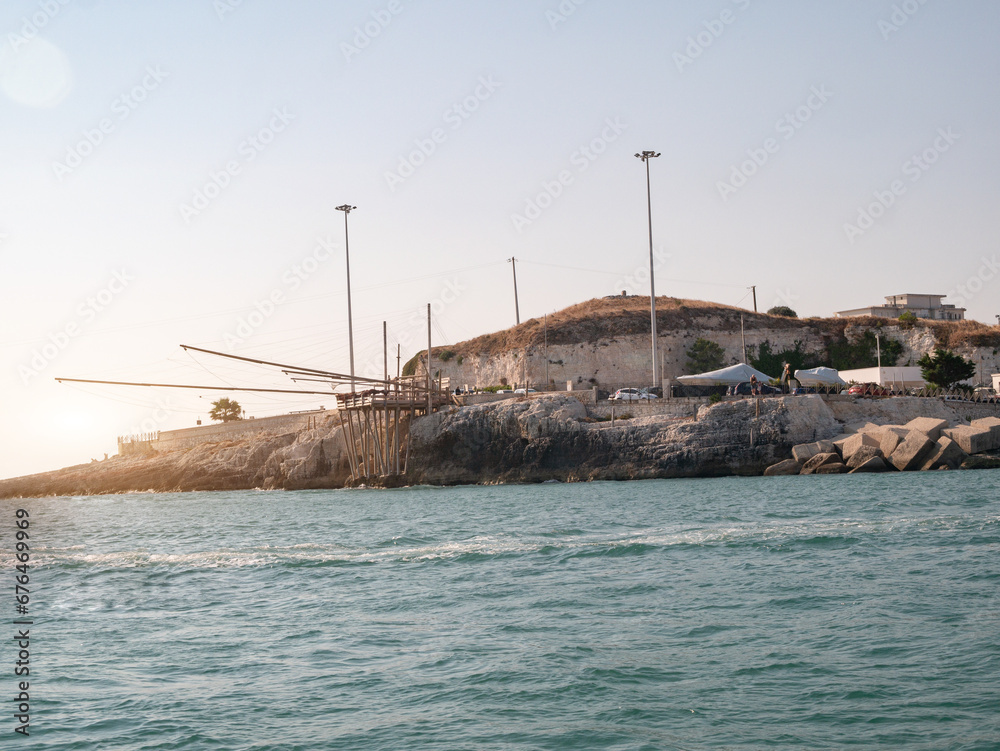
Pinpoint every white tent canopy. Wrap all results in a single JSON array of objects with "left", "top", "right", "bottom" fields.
[
  {"left": 675, "top": 363, "right": 775, "bottom": 386},
  {"left": 794, "top": 367, "right": 847, "bottom": 386}
]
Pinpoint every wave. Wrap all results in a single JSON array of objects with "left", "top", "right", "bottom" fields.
[{"left": 9, "top": 512, "right": 996, "bottom": 571}]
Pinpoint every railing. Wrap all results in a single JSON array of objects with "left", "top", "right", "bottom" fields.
[{"left": 117, "top": 432, "right": 160, "bottom": 456}]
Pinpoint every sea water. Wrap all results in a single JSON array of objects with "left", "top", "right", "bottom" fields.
[{"left": 3, "top": 471, "right": 999, "bottom": 750}]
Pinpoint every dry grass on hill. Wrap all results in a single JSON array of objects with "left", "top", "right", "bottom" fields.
[
  {"left": 928, "top": 319, "right": 1000, "bottom": 349},
  {"left": 429, "top": 296, "right": 1000, "bottom": 359}
]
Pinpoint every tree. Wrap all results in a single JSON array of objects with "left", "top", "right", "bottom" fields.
[
  {"left": 685, "top": 337, "right": 725, "bottom": 374},
  {"left": 917, "top": 349, "right": 975, "bottom": 390},
  {"left": 209, "top": 397, "right": 243, "bottom": 422},
  {"left": 767, "top": 306, "right": 797, "bottom": 318}
]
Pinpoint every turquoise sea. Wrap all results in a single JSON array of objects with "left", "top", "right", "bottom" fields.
[{"left": 3, "top": 471, "right": 1000, "bottom": 750}]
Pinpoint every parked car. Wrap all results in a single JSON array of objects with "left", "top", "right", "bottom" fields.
[
  {"left": 727, "top": 381, "right": 780, "bottom": 396},
  {"left": 847, "top": 383, "right": 896, "bottom": 396},
  {"left": 609, "top": 388, "right": 659, "bottom": 401},
  {"left": 513, "top": 388, "right": 537, "bottom": 395}
]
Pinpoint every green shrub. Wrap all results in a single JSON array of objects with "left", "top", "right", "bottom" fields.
[
  {"left": 686, "top": 337, "right": 725, "bottom": 373},
  {"left": 767, "top": 306, "right": 797, "bottom": 318}
]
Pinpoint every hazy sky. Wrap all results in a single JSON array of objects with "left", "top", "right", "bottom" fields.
[{"left": 2, "top": 0, "right": 999, "bottom": 478}]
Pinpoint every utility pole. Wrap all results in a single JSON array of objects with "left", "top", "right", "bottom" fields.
[
  {"left": 426, "top": 303, "right": 432, "bottom": 415},
  {"left": 396, "top": 344, "right": 401, "bottom": 381},
  {"left": 383, "top": 321, "right": 388, "bottom": 384},
  {"left": 635, "top": 150, "right": 660, "bottom": 389},
  {"left": 740, "top": 313, "right": 747, "bottom": 364},
  {"left": 508, "top": 257, "right": 520, "bottom": 325},
  {"left": 335, "top": 204, "right": 357, "bottom": 393},
  {"left": 544, "top": 313, "right": 548, "bottom": 390},
  {"left": 749, "top": 285, "right": 757, "bottom": 313}
]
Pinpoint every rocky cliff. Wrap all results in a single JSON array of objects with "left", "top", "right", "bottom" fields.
[
  {"left": 413, "top": 296, "right": 1000, "bottom": 389},
  {"left": 4, "top": 394, "right": 993, "bottom": 499}
]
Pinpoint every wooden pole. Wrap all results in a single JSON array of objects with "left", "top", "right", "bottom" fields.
[{"left": 427, "top": 303, "right": 433, "bottom": 416}]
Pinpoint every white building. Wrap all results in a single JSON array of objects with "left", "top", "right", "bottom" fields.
[
  {"left": 838, "top": 366, "right": 926, "bottom": 389},
  {"left": 836, "top": 293, "right": 965, "bottom": 321}
]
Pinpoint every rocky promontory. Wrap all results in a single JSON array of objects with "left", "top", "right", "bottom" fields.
[{"left": 2, "top": 393, "right": 997, "bottom": 498}]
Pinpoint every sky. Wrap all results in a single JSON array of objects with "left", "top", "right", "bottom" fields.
[{"left": 1, "top": 0, "right": 999, "bottom": 478}]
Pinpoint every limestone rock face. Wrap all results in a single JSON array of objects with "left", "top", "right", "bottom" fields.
[
  {"left": 970, "top": 417, "right": 1000, "bottom": 446},
  {"left": 904, "top": 417, "right": 949, "bottom": 442},
  {"left": 879, "top": 427, "right": 909, "bottom": 459},
  {"left": 792, "top": 440, "right": 835, "bottom": 463},
  {"left": 890, "top": 431, "right": 936, "bottom": 471},
  {"left": 407, "top": 394, "right": 840, "bottom": 485},
  {"left": 801, "top": 452, "right": 842, "bottom": 475},
  {"left": 764, "top": 458, "right": 802, "bottom": 476},
  {"left": 943, "top": 426, "right": 997, "bottom": 455},
  {"left": 842, "top": 433, "right": 880, "bottom": 463},
  {"left": 846, "top": 445, "right": 884, "bottom": 470},
  {"left": 849, "top": 456, "right": 888, "bottom": 473},
  {"left": 826, "top": 397, "right": 959, "bottom": 428},
  {"left": 919, "top": 437, "right": 968, "bottom": 471}
]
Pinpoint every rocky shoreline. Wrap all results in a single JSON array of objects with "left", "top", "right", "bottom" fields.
[{"left": 2, "top": 394, "right": 998, "bottom": 499}]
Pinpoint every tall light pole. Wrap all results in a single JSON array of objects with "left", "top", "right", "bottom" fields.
[
  {"left": 508, "top": 257, "right": 520, "bottom": 325},
  {"left": 335, "top": 204, "right": 357, "bottom": 393},
  {"left": 635, "top": 150, "right": 660, "bottom": 389}
]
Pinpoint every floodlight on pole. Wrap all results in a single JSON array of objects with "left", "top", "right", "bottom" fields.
[
  {"left": 335, "top": 204, "right": 357, "bottom": 393},
  {"left": 635, "top": 150, "right": 660, "bottom": 389}
]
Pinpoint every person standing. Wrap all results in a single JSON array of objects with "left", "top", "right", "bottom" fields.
[{"left": 781, "top": 363, "right": 792, "bottom": 394}]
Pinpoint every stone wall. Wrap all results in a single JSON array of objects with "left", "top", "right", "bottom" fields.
[
  {"left": 154, "top": 411, "right": 334, "bottom": 452},
  {"left": 422, "top": 324, "right": 1000, "bottom": 391}
]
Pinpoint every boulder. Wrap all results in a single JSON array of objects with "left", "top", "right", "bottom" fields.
[
  {"left": 841, "top": 432, "right": 880, "bottom": 463},
  {"left": 791, "top": 440, "right": 835, "bottom": 464},
  {"left": 832, "top": 434, "right": 852, "bottom": 456},
  {"left": 801, "top": 452, "right": 842, "bottom": 475},
  {"left": 961, "top": 455, "right": 1000, "bottom": 470},
  {"left": 889, "top": 431, "right": 935, "bottom": 472},
  {"left": 764, "top": 459, "right": 802, "bottom": 476},
  {"left": 903, "top": 417, "right": 949, "bottom": 442},
  {"left": 846, "top": 444, "right": 884, "bottom": 470},
  {"left": 844, "top": 421, "right": 881, "bottom": 435},
  {"left": 943, "top": 426, "right": 997, "bottom": 455},
  {"left": 971, "top": 417, "right": 1000, "bottom": 444},
  {"left": 849, "top": 456, "right": 889, "bottom": 473},
  {"left": 919, "top": 436, "right": 969, "bottom": 471},
  {"left": 814, "top": 462, "right": 848, "bottom": 474},
  {"left": 879, "top": 426, "right": 909, "bottom": 459}
]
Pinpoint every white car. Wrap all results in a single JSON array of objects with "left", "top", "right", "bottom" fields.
[
  {"left": 609, "top": 388, "right": 658, "bottom": 401},
  {"left": 513, "top": 388, "right": 537, "bottom": 395}
]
